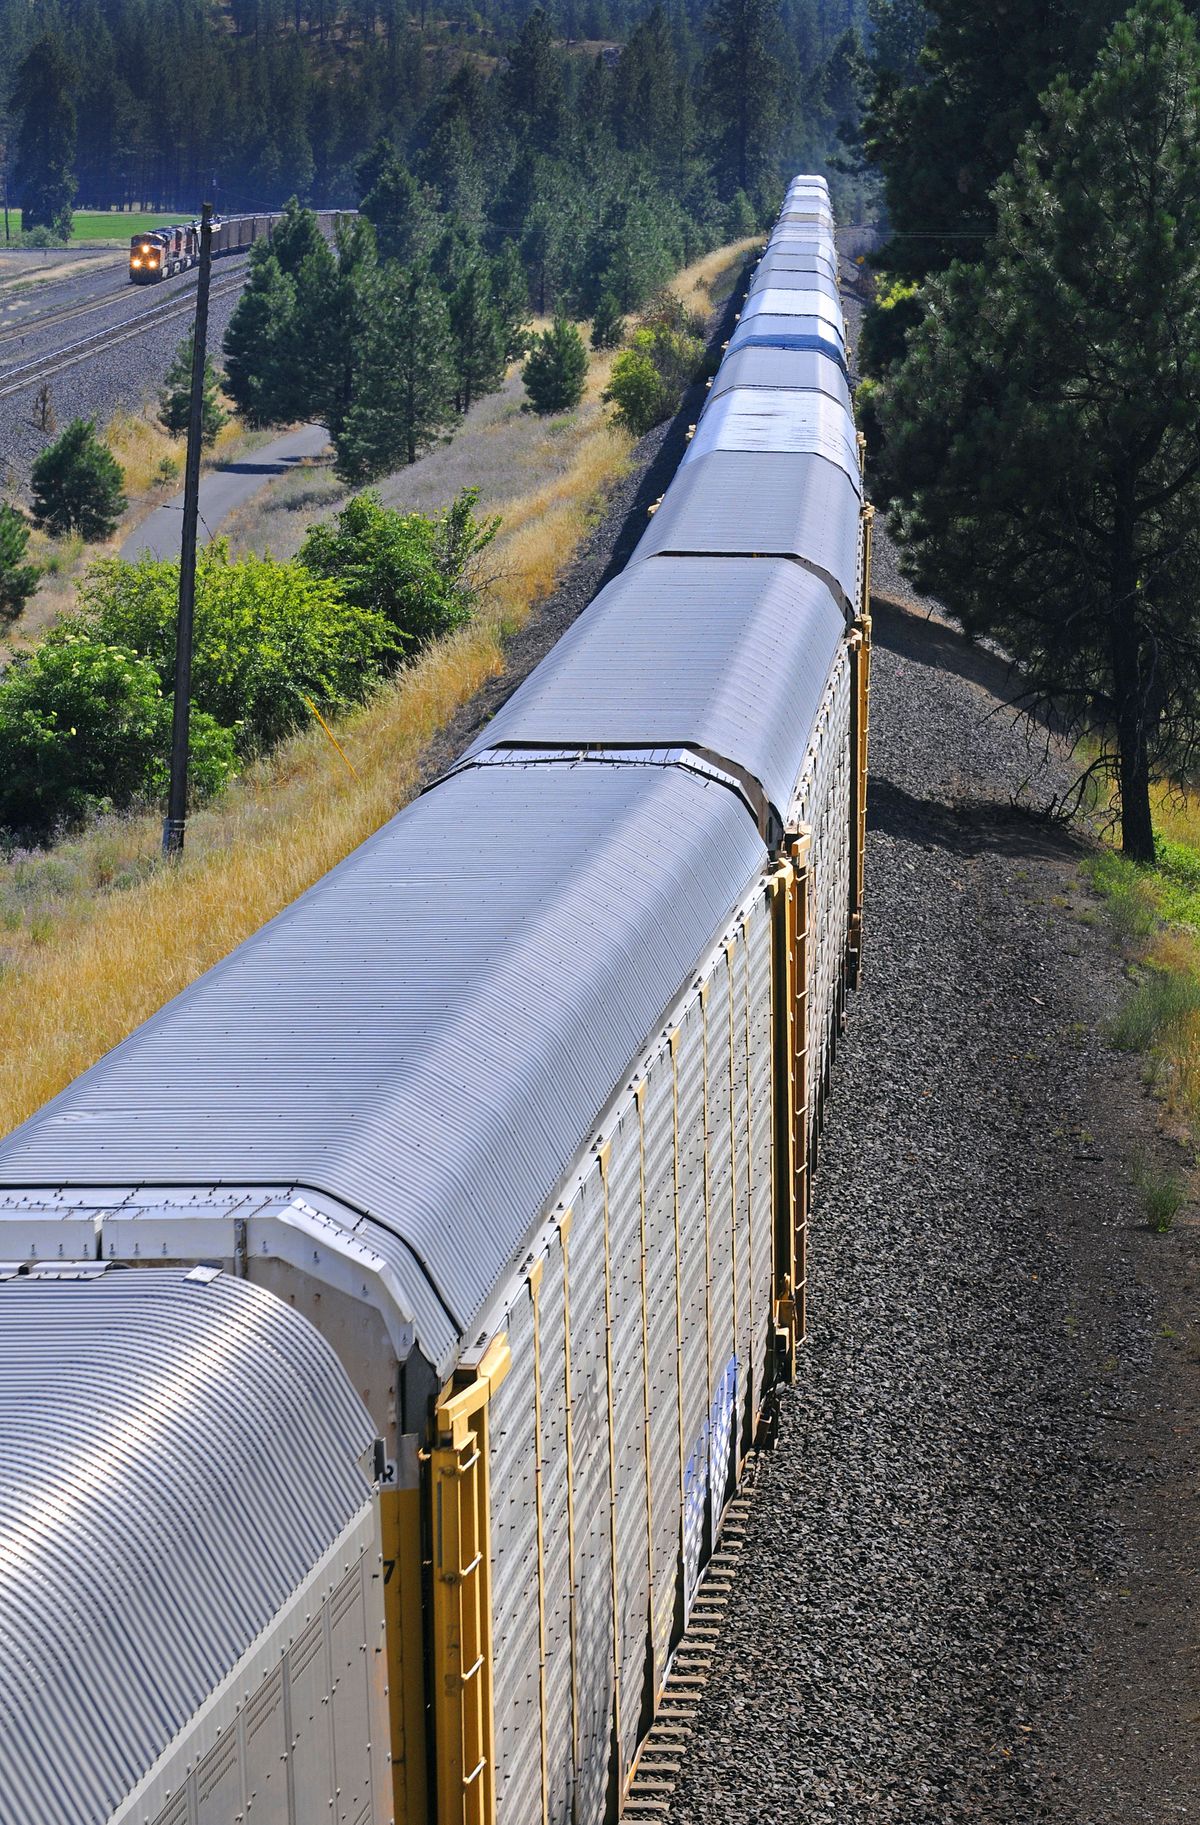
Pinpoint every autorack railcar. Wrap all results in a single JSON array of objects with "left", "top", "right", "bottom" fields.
[{"left": 1, "top": 173, "right": 871, "bottom": 1825}]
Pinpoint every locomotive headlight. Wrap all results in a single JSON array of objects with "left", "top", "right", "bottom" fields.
[{"left": 131, "top": 257, "right": 143, "bottom": 267}]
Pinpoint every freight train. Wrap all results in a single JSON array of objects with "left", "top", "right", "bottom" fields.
[
  {"left": 0, "top": 173, "right": 872, "bottom": 1825},
  {"left": 128, "top": 210, "right": 344, "bottom": 281}
]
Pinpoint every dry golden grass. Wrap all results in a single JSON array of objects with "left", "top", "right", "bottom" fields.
[
  {"left": 105, "top": 407, "right": 186, "bottom": 497},
  {"left": 0, "top": 237, "right": 749, "bottom": 1136},
  {"left": 668, "top": 237, "right": 764, "bottom": 317},
  {"left": 0, "top": 629, "right": 504, "bottom": 1133}
]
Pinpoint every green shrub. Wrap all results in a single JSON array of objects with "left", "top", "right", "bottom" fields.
[
  {"left": 591, "top": 292, "right": 626, "bottom": 350},
  {"left": 523, "top": 317, "right": 588, "bottom": 414},
  {"left": 0, "top": 634, "right": 234, "bottom": 840},
  {"left": 603, "top": 347, "right": 672, "bottom": 437},
  {"left": 0, "top": 502, "right": 40, "bottom": 625},
  {"left": 299, "top": 488, "right": 498, "bottom": 657},
  {"left": 1110, "top": 967, "right": 1200, "bottom": 1051},
  {"left": 604, "top": 322, "right": 703, "bottom": 436},
  {"left": 31, "top": 419, "right": 127, "bottom": 540},
  {"left": 76, "top": 542, "right": 393, "bottom": 754},
  {"left": 725, "top": 189, "right": 758, "bottom": 239},
  {"left": 1130, "top": 1151, "right": 1188, "bottom": 1232},
  {"left": 1086, "top": 850, "right": 1162, "bottom": 943}
]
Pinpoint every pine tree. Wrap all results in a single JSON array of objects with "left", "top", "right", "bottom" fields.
[
  {"left": 11, "top": 35, "right": 77, "bottom": 236},
  {"left": 0, "top": 503, "right": 39, "bottom": 626},
  {"left": 359, "top": 153, "right": 437, "bottom": 266},
  {"left": 703, "top": 0, "right": 783, "bottom": 199},
  {"left": 449, "top": 259, "right": 507, "bottom": 413},
  {"left": 864, "top": 0, "right": 1120, "bottom": 281},
  {"left": 502, "top": 9, "right": 568, "bottom": 154},
  {"left": 523, "top": 317, "right": 588, "bottom": 414},
  {"left": 591, "top": 292, "right": 625, "bottom": 350},
  {"left": 334, "top": 262, "right": 456, "bottom": 478},
  {"left": 491, "top": 241, "right": 532, "bottom": 363},
  {"left": 879, "top": 0, "right": 1200, "bottom": 862},
  {"left": 30, "top": 420, "right": 126, "bottom": 540},
  {"left": 159, "top": 334, "right": 227, "bottom": 446},
  {"left": 222, "top": 240, "right": 299, "bottom": 427},
  {"left": 294, "top": 216, "right": 375, "bottom": 439},
  {"left": 270, "top": 195, "right": 326, "bottom": 277}
]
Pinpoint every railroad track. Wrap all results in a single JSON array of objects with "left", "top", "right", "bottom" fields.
[
  {"left": 624, "top": 1458, "right": 762, "bottom": 1819},
  {"left": 0, "top": 271, "right": 248, "bottom": 403},
  {"left": 0, "top": 252, "right": 252, "bottom": 355}
]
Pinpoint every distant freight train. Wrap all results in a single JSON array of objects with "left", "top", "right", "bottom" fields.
[{"left": 128, "top": 210, "right": 345, "bottom": 281}]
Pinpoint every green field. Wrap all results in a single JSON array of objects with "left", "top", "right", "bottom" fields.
[{"left": 71, "top": 211, "right": 178, "bottom": 243}]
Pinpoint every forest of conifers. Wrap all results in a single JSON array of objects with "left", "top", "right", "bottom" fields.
[{"left": 0, "top": 0, "right": 881, "bottom": 225}]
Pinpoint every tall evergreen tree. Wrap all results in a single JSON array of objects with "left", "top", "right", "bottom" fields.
[
  {"left": 703, "top": 0, "right": 784, "bottom": 199},
  {"left": 270, "top": 194, "right": 326, "bottom": 277},
  {"left": 878, "top": 0, "right": 1200, "bottom": 861},
  {"left": 295, "top": 215, "right": 375, "bottom": 437},
  {"left": 159, "top": 334, "right": 227, "bottom": 445},
  {"left": 864, "top": 0, "right": 1120, "bottom": 280},
  {"left": 222, "top": 240, "right": 299, "bottom": 426},
  {"left": 0, "top": 503, "right": 39, "bottom": 626},
  {"left": 449, "top": 258, "right": 507, "bottom": 413},
  {"left": 359, "top": 152, "right": 436, "bottom": 266},
  {"left": 11, "top": 35, "right": 77, "bottom": 235},
  {"left": 491, "top": 241, "right": 532, "bottom": 363},
  {"left": 335, "top": 262, "right": 455, "bottom": 477},
  {"left": 31, "top": 420, "right": 126, "bottom": 539},
  {"left": 502, "top": 9, "right": 568, "bottom": 154}
]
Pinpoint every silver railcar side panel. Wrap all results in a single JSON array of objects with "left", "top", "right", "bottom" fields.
[
  {"left": 569, "top": 1157, "right": 617, "bottom": 1825},
  {"left": 490, "top": 1282, "right": 541, "bottom": 1825},
  {"left": 608, "top": 1098, "right": 653, "bottom": 1783}
]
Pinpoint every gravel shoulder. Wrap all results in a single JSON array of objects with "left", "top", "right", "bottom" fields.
[
  {"left": 655, "top": 565, "right": 1200, "bottom": 1823},
  {"left": 650, "top": 263, "right": 1200, "bottom": 1823}
]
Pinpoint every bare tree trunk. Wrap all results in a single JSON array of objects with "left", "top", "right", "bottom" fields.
[{"left": 1111, "top": 474, "right": 1156, "bottom": 863}]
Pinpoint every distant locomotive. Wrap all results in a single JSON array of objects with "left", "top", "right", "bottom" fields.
[
  {"left": 128, "top": 211, "right": 347, "bottom": 282},
  {"left": 128, "top": 213, "right": 276, "bottom": 281}
]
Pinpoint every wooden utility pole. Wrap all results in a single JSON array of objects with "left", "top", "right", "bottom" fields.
[{"left": 162, "top": 200, "right": 213, "bottom": 860}]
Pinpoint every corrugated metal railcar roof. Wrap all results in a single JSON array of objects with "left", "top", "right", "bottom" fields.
[
  {"left": 687, "top": 388, "right": 861, "bottom": 488},
  {"left": 764, "top": 235, "right": 838, "bottom": 273},
  {"left": 727, "top": 314, "right": 846, "bottom": 367},
  {"left": 748, "top": 266, "right": 841, "bottom": 305},
  {"left": 0, "top": 765, "right": 765, "bottom": 1351},
  {"left": 757, "top": 257, "right": 838, "bottom": 287},
  {"left": 462, "top": 556, "right": 843, "bottom": 828},
  {"left": 630, "top": 448, "right": 863, "bottom": 614},
  {"left": 741, "top": 287, "right": 843, "bottom": 332},
  {"left": 707, "top": 344, "right": 851, "bottom": 410},
  {"left": 0, "top": 1269, "right": 375, "bottom": 1825}
]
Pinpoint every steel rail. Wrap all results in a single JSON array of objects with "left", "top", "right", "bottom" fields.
[
  {"left": 0, "top": 253, "right": 251, "bottom": 354},
  {"left": 0, "top": 272, "right": 248, "bottom": 402}
]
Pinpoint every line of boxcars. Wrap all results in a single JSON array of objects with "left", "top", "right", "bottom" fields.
[
  {"left": 128, "top": 211, "right": 346, "bottom": 281},
  {"left": 0, "top": 174, "right": 872, "bottom": 1825}
]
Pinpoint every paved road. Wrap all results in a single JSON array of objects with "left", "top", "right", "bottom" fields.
[{"left": 121, "top": 423, "right": 328, "bottom": 561}]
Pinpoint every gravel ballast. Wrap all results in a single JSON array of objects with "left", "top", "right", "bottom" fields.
[{"left": 653, "top": 268, "right": 1200, "bottom": 1823}]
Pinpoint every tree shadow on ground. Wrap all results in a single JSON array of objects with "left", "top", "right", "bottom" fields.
[{"left": 868, "top": 775, "right": 1089, "bottom": 861}]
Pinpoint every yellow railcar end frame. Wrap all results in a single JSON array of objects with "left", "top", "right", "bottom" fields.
[{"left": 431, "top": 1332, "right": 511, "bottom": 1825}]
